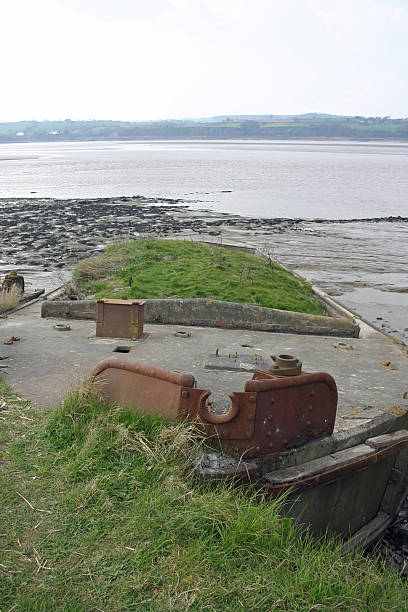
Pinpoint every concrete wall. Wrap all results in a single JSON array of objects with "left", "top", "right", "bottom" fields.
[{"left": 42, "top": 298, "right": 359, "bottom": 337}]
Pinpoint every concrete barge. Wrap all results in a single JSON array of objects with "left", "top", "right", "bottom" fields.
[{"left": 1, "top": 295, "right": 408, "bottom": 548}]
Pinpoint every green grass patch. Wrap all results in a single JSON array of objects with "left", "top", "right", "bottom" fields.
[
  {"left": 72, "top": 239, "right": 327, "bottom": 315},
  {"left": 1, "top": 377, "right": 407, "bottom": 610}
]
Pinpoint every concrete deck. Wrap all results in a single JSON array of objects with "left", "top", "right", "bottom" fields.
[{"left": 1, "top": 299, "right": 407, "bottom": 434}]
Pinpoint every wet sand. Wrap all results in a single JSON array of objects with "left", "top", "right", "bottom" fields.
[
  {"left": 228, "top": 219, "right": 408, "bottom": 343},
  {"left": 1, "top": 196, "right": 407, "bottom": 341}
]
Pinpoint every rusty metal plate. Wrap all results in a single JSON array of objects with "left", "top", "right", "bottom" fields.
[
  {"left": 96, "top": 299, "right": 145, "bottom": 340},
  {"left": 198, "top": 371, "right": 337, "bottom": 458},
  {"left": 251, "top": 371, "right": 336, "bottom": 452},
  {"left": 92, "top": 358, "right": 207, "bottom": 420},
  {"left": 204, "top": 352, "right": 271, "bottom": 372}
]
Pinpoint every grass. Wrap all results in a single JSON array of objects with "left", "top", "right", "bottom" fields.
[
  {"left": 0, "top": 285, "right": 22, "bottom": 313},
  {"left": 72, "top": 239, "right": 327, "bottom": 316},
  {"left": 1, "top": 376, "right": 408, "bottom": 611}
]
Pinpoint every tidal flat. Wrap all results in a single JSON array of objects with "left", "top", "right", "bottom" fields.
[{"left": 0, "top": 196, "right": 407, "bottom": 341}]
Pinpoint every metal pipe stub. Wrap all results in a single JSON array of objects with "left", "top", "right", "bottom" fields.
[{"left": 270, "top": 353, "right": 302, "bottom": 376}]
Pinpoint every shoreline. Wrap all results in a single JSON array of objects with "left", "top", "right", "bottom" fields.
[
  {"left": 2, "top": 137, "right": 408, "bottom": 146},
  {"left": 1, "top": 195, "right": 407, "bottom": 341}
]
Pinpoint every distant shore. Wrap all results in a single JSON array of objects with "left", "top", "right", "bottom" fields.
[{"left": 2, "top": 114, "right": 408, "bottom": 143}]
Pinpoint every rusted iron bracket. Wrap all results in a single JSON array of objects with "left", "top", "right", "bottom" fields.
[
  {"left": 197, "top": 371, "right": 337, "bottom": 458},
  {"left": 92, "top": 358, "right": 210, "bottom": 420},
  {"left": 92, "top": 359, "right": 337, "bottom": 458}
]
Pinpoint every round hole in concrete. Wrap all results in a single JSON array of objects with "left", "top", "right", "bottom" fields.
[
  {"left": 334, "top": 342, "right": 353, "bottom": 351},
  {"left": 54, "top": 323, "right": 71, "bottom": 331},
  {"left": 174, "top": 330, "right": 191, "bottom": 338}
]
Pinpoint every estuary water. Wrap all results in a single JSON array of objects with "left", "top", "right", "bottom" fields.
[{"left": 1, "top": 139, "right": 408, "bottom": 219}]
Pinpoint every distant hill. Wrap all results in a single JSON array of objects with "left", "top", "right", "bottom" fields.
[
  {"left": 0, "top": 115, "right": 407, "bottom": 143},
  {"left": 193, "top": 113, "right": 344, "bottom": 122}
]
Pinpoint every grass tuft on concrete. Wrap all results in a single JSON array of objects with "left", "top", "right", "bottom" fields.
[
  {"left": 1, "top": 376, "right": 406, "bottom": 610},
  {"left": 72, "top": 239, "right": 327, "bottom": 315}
]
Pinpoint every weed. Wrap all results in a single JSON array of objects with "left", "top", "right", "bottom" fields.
[{"left": 1, "top": 377, "right": 407, "bottom": 610}]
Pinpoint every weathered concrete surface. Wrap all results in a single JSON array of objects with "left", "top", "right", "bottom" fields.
[
  {"left": 41, "top": 298, "right": 360, "bottom": 338},
  {"left": 2, "top": 299, "right": 407, "bottom": 432}
]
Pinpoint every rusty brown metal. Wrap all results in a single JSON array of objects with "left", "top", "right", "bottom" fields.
[
  {"left": 269, "top": 353, "right": 302, "bottom": 376},
  {"left": 96, "top": 299, "right": 145, "bottom": 339},
  {"left": 201, "top": 371, "right": 337, "bottom": 458},
  {"left": 92, "top": 358, "right": 210, "bottom": 420},
  {"left": 92, "top": 358, "right": 337, "bottom": 459}
]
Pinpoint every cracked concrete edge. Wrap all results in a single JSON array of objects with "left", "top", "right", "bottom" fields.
[
  {"left": 250, "top": 409, "right": 408, "bottom": 475},
  {"left": 195, "top": 410, "right": 408, "bottom": 480},
  {"left": 2, "top": 283, "right": 67, "bottom": 317},
  {"left": 41, "top": 298, "right": 359, "bottom": 337},
  {"left": 312, "top": 286, "right": 408, "bottom": 350}
]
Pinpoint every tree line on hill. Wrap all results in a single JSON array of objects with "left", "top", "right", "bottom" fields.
[{"left": 1, "top": 115, "right": 408, "bottom": 142}]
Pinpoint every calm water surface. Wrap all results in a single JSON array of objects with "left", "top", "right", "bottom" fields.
[{"left": 1, "top": 139, "right": 408, "bottom": 219}]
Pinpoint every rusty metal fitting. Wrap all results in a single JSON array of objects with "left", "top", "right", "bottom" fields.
[
  {"left": 92, "top": 359, "right": 337, "bottom": 459},
  {"left": 270, "top": 353, "right": 302, "bottom": 376}
]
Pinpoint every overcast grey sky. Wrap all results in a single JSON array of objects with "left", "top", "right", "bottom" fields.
[{"left": 1, "top": 0, "right": 407, "bottom": 121}]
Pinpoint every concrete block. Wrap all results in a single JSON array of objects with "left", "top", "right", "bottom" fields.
[{"left": 42, "top": 298, "right": 360, "bottom": 338}]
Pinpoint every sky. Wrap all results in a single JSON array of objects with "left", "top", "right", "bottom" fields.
[{"left": 1, "top": 0, "right": 407, "bottom": 121}]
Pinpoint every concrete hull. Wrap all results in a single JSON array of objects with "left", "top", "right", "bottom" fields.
[{"left": 3, "top": 297, "right": 408, "bottom": 547}]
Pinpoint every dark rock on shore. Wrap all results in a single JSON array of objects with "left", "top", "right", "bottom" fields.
[{"left": 0, "top": 196, "right": 200, "bottom": 270}]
